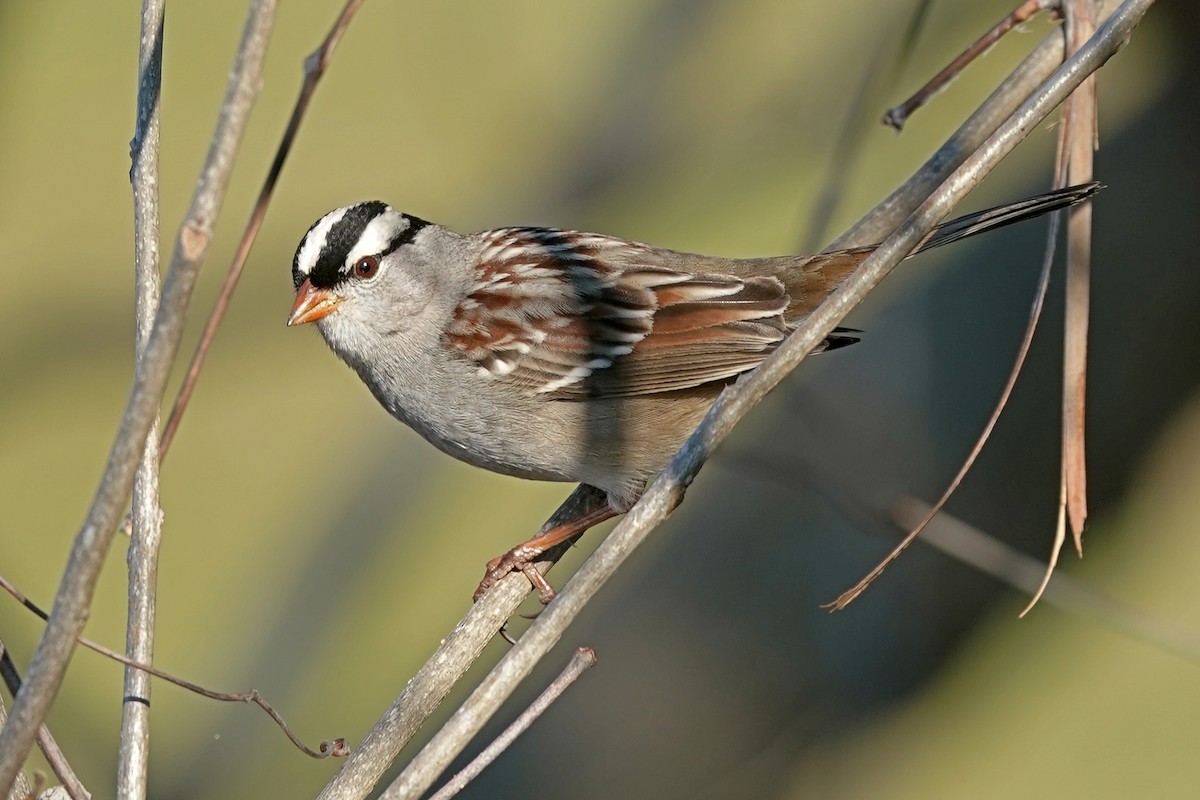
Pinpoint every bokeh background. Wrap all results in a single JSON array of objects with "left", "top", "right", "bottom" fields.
[{"left": 3, "top": 1, "right": 1199, "bottom": 797}]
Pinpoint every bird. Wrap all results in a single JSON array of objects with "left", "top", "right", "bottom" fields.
[{"left": 288, "top": 183, "right": 1099, "bottom": 600}]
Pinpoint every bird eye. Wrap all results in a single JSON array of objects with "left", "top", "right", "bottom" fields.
[{"left": 353, "top": 255, "right": 380, "bottom": 279}]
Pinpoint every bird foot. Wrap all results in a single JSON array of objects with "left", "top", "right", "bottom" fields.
[
  {"left": 471, "top": 499, "right": 618, "bottom": 603},
  {"left": 473, "top": 550, "right": 558, "bottom": 604}
]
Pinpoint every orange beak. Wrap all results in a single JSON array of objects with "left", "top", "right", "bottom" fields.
[{"left": 287, "top": 279, "right": 340, "bottom": 326}]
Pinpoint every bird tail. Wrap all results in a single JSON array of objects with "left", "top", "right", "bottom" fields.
[
  {"left": 917, "top": 181, "right": 1102, "bottom": 252},
  {"left": 783, "top": 181, "right": 1102, "bottom": 323}
]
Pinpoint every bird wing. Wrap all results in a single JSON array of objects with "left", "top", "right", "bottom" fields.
[{"left": 443, "top": 227, "right": 791, "bottom": 399}]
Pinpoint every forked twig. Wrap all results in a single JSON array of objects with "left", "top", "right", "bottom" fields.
[
  {"left": 827, "top": 0, "right": 1087, "bottom": 250},
  {"left": 425, "top": 648, "right": 597, "bottom": 800},
  {"left": 883, "top": 0, "right": 1062, "bottom": 131},
  {"left": 829, "top": 0, "right": 1105, "bottom": 613},
  {"left": 0, "top": 575, "right": 345, "bottom": 761},
  {"left": 0, "top": 3, "right": 277, "bottom": 792}
]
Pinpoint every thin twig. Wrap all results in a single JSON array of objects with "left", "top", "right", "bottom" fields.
[
  {"left": 721, "top": 444, "right": 1200, "bottom": 664},
  {"left": 0, "top": 575, "right": 344, "bottom": 761},
  {"left": 118, "top": 2, "right": 166, "bottom": 798},
  {"left": 157, "top": 0, "right": 367, "bottom": 461},
  {"left": 824, "top": 188, "right": 1069, "bottom": 611},
  {"left": 830, "top": 25, "right": 1101, "bottom": 609},
  {"left": 0, "top": 643, "right": 90, "bottom": 800},
  {"left": 0, "top": 3, "right": 277, "bottom": 792},
  {"left": 883, "top": 0, "right": 1061, "bottom": 131},
  {"left": 380, "top": 3, "right": 1148, "bottom": 797},
  {"left": 715, "top": 446, "right": 1200, "bottom": 664},
  {"left": 426, "top": 648, "right": 597, "bottom": 800}
]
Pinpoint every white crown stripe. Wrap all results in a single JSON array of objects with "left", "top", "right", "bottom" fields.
[{"left": 295, "top": 206, "right": 350, "bottom": 276}]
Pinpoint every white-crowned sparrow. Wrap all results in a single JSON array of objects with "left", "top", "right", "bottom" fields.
[{"left": 288, "top": 183, "right": 1099, "bottom": 598}]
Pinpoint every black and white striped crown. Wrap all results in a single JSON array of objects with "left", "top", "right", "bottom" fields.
[{"left": 292, "top": 202, "right": 428, "bottom": 289}]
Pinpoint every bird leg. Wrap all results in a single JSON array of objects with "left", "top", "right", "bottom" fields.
[{"left": 474, "top": 502, "right": 618, "bottom": 603}]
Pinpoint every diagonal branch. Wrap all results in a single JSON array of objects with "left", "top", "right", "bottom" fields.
[
  {"left": 0, "top": 2, "right": 278, "bottom": 793},
  {"left": 427, "top": 647, "right": 597, "bottom": 800},
  {"left": 881, "top": 0, "right": 1061, "bottom": 131}
]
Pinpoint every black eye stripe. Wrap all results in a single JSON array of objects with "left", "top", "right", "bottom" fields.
[
  {"left": 305, "top": 202, "right": 388, "bottom": 289},
  {"left": 381, "top": 215, "right": 429, "bottom": 257}
]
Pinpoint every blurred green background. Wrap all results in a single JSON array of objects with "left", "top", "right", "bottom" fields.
[{"left": 3, "top": 1, "right": 1199, "bottom": 798}]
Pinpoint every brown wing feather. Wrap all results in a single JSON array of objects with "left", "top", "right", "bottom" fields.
[{"left": 444, "top": 228, "right": 795, "bottom": 399}]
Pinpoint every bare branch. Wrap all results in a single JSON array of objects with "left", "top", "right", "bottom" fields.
[
  {"left": 0, "top": 2, "right": 277, "bottom": 792},
  {"left": 118, "top": 2, "right": 166, "bottom": 798},
  {"left": 378, "top": 2, "right": 1151, "bottom": 797},
  {"left": 426, "top": 648, "right": 597, "bottom": 800}
]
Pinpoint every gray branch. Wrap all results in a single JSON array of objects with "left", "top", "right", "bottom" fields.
[
  {"left": 0, "top": 1, "right": 277, "bottom": 793},
  {"left": 117, "top": 2, "right": 165, "bottom": 799},
  {"left": 426, "top": 647, "right": 597, "bottom": 800}
]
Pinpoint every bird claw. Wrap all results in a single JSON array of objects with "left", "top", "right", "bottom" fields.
[
  {"left": 473, "top": 550, "right": 558, "bottom": 604},
  {"left": 471, "top": 498, "right": 617, "bottom": 604}
]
